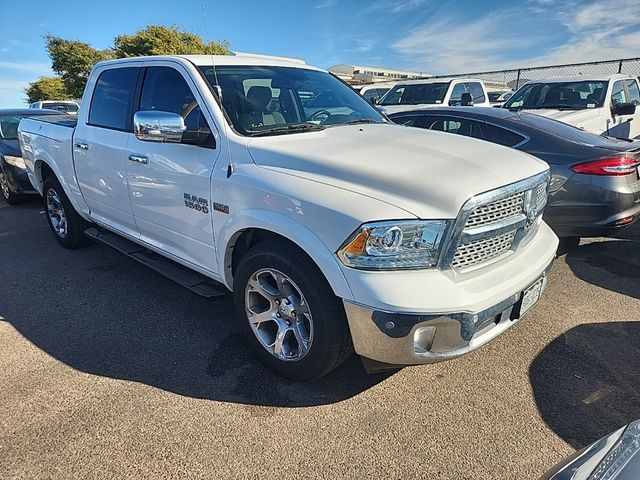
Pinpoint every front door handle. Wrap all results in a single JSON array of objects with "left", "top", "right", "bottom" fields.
[
  {"left": 74, "top": 142, "right": 89, "bottom": 150},
  {"left": 128, "top": 154, "right": 148, "bottom": 165}
]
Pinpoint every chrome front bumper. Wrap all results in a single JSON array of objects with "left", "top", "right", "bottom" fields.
[{"left": 344, "top": 262, "right": 552, "bottom": 366}]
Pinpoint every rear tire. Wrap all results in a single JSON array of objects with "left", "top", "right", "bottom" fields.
[
  {"left": 42, "top": 176, "right": 90, "bottom": 249},
  {"left": 233, "top": 241, "right": 353, "bottom": 380},
  {"left": 0, "top": 170, "right": 19, "bottom": 205}
]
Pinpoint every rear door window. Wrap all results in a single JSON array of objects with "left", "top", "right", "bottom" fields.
[
  {"left": 483, "top": 124, "right": 526, "bottom": 146},
  {"left": 425, "top": 116, "right": 485, "bottom": 139},
  {"left": 89, "top": 67, "right": 139, "bottom": 130}
]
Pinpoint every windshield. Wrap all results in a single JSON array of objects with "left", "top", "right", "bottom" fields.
[
  {"left": 378, "top": 82, "right": 449, "bottom": 106},
  {"left": 198, "top": 66, "right": 385, "bottom": 136},
  {"left": 0, "top": 113, "right": 57, "bottom": 139},
  {"left": 505, "top": 81, "right": 608, "bottom": 110},
  {"left": 43, "top": 102, "right": 79, "bottom": 113}
]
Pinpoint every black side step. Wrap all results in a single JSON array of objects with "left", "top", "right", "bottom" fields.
[{"left": 84, "top": 227, "right": 228, "bottom": 298}]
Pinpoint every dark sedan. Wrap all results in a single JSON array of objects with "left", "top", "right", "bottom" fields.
[
  {"left": 0, "top": 108, "right": 59, "bottom": 204},
  {"left": 389, "top": 107, "right": 640, "bottom": 249}
]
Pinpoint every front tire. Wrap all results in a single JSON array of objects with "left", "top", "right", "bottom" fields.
[
  {"left": 42, "top": 176, "right": 90, "bottom": 249},
  {"left": 0, "top": 170, "right": 19, "bottom": 205},
  {"left": 233, "top": 241, "right": 353, "bottom": 380}
]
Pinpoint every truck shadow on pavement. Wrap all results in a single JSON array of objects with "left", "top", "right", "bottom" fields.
[
  {"left": 564, "top": 224, "right": 640, "bottom": 300},
  {"left": 0, "top": 203, "right": 392, "bottom": 407},
  {"left": 529, "top": 321, "right": 640, "bottom": 449}
]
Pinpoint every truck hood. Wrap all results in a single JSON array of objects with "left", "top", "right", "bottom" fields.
[
  {"left": 246, "top": 124, "right": 548, "bottom": 219},
  {"left": 519, "top": 108, "right": 599, "bottom": 125}
]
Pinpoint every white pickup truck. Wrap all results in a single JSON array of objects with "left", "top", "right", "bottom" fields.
[
  {"left": 18, "top": 54, "right": 557, "bottom": 380},
  {"left": 377, "top": 77, "right": 492, "bottom": 114},
  {"left": 504, "top": 74, "right": 640, "bottom": 138}
]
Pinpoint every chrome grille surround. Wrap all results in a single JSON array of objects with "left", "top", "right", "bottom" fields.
[{"left": 439, "top": 171, "right": 550, "bottom": 273}]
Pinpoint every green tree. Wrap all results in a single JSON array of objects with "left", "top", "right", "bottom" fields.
[
  {"left": 113, "top": 24, "right": 230, "bottom": 58},
  {"left": 24, "top": 76, "right": 69, "bottom": 103},
  {"left": 45, "top": 35, "right": 114, "bottom": 99}
]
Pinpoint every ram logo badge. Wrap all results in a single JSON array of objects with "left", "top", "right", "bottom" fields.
[{"left": 184, "top": 193, "right": 209, "bottom": 214}]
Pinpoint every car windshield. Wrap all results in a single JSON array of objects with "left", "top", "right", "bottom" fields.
[
  {"left": 505, "top": 81, "right": 608, "bottom": 110},
  {"left": 198, "top": 66, "right": 385, "bottom": 136},
  {"left": 0, "top": 113, "right": 55, "bottom": 139},
  {"left": 43, "top": 102, "right": 79, "bottom": 113},
  {"left": 378, "top": 82, "right": 449, "bottom": 106}
]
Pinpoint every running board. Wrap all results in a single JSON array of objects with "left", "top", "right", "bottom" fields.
[{"left": 84, "top": 227, "right": 228, "bottom": 298}]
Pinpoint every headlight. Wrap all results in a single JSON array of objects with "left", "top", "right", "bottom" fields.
[
  {"left": 589, "top": 420, "right": 640, "bottom": 480},
  {"left": 4, "top": 155, "right": 26, "bottom": 169},
  {"left": 337, "top": 220, "right": 448, "bottom": 270}
]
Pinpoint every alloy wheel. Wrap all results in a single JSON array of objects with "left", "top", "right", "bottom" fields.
[
  {"left": 46, "top": 188, "right": 68, "bottom": 238},
  {"left": 244, "top": 268, "right": 314, "bottom": 362}
]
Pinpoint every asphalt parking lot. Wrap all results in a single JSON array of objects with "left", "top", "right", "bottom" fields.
[{"left": 1, "top": 195, "right": 639, "bottom": 480}]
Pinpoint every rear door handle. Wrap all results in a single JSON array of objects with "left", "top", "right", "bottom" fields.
[
  {"left": 74, "top": 142, "right": 89, "bottom": 150},
  {"left": 128, "top": 154, "right": 148, "bottom": 165}
]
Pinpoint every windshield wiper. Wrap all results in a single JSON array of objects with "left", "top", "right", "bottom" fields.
[
  {"left": 341, "top": 119, "right": 383, "bottom": 126},
  {"left": 248, "top": 123, "right": 325, "bottom": 137}
]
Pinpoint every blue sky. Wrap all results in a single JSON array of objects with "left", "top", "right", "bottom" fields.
[{"left": 1, "top": 0, "right": 639, "bottom": 107}]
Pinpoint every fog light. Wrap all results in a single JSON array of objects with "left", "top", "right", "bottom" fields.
[{"left": 413, "top": 326, "right": 436, "bottom": 353}]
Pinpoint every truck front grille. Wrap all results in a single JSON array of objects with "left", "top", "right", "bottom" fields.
[
  {"left": 441, "top": 172, "right": 550, "bottom": 273},
  {"left": 451, "top": 230, "right": 516, "bottom": 270},
  {"left": 465, "top": 192, "right": 524, "bottom": 228}
]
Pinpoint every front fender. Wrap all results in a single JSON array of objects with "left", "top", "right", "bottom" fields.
[{"left": 216, "top": 209, "right": 354, "bottom": 300}]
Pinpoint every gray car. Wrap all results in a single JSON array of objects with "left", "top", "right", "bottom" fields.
[
  {"left": 541, "top": 419, "right": 640, "bottom": 479},
  {"left": 388, "top": 107, "right": 640, "bottom": 249}
]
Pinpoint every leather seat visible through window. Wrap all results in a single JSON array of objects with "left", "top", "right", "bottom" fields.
[{"left": 240, "top": 86, "right": 285, "bottom": 130}]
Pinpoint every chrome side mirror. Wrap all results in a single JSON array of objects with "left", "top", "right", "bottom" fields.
[{"left": 134, "top": 111, "right": 186, "bottom": 143}]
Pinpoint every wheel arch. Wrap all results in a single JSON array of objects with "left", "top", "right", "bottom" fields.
[
  {"left": 218, "top": 210, "right": 354, "bottom": 301},
  {"left": 34, "top": 158, "right": 91, "bottom": 221}
]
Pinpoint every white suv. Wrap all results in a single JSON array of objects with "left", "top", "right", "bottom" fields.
[{"left": 377, "top": 78, "right": 492, "bottom": 114}]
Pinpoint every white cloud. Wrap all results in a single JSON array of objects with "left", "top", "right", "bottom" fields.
[
  {"left": 0, "top": 61, "right": 51, "bottom": 75},
  {"left": 363, "top": 0, "right": 427, "bottom": 15},
  {"left": 392, "top": 0, "right": 640, "bottom": 74}
]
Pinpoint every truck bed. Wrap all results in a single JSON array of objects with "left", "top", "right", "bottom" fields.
[{"left": 32, "top": 114, "right": 78, "bottom": 129}]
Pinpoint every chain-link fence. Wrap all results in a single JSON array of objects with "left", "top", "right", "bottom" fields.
[{"left": 431, "top": 57, "right": 640, "bottom": 91}]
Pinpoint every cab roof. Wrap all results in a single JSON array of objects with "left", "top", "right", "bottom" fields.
[{"left": 95, "top": 53, "right": 323, "bottom": 71}]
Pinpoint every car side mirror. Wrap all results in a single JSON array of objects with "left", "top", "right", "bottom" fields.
[
  {"left": 460, "top": 92, "right": 474, "bottom": 107},
  {"left": 134, "top": 111, "right": 186, "bottom": 143},
  {"left": 612, "top": 102, "right": 636, "bottom": 116}
]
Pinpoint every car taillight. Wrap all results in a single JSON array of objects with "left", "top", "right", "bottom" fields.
[{"left": 571, "top": 156, "right": 640, "bottom": 176}]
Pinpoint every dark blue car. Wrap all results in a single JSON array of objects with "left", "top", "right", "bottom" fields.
[{"left": 0, "top": 108, "right": 59, "bottom": 204}]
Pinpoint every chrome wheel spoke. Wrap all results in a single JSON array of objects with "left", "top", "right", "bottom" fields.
[
  {"left": 247, "top": 309, "right": 275, "bottom": 326},
  {"left": 46, "top": 188, "right": 68, "bottom": 238},
  {"left": 244, "top": 267, "right": 314, "bottom": 362},
  {"left": 291, "top": 320, "right": 310, "bottom": 356}
]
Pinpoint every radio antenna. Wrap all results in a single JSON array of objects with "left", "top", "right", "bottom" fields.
[{"left": 201, "top": 1, "right": 221, "bottom": 97}]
